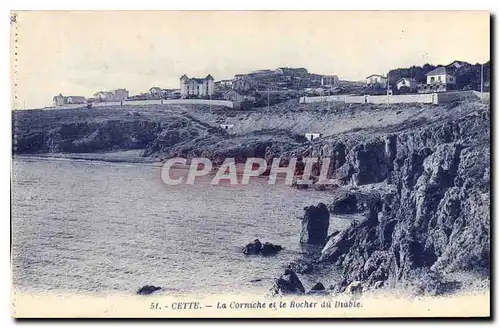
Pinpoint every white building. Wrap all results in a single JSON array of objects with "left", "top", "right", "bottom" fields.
[
  {"left": 321, "top": 75, "right": 339, "bottom": 88},
  {"left": 418, "top": 67, "right": 456, "bottom": 93},
  {"left": 93, "top": 89, "right": 129, "bottom": 102},
  {"left": 366, "top": 74, "right": 388, "bottom": 88},
  {"left": 396, "top": 78, "right": 418, "bottom": 92},
  {"left": 305, "top": 133, "right": 322, "bottom": 141},
  {"left": 219, "top": 80, "right": 233, "bottom": 87},
  {"left": 220, "top": 124, "right": 234, "bottom": 130},
  {"left": 52, "top": 94, "right": 87, "bottom": 106},
  {"left": 425, "top": 67, "right": 456, "bottom": 85},
  {"left": 180, "top": 74, "right": 215, "bottom": 98}
]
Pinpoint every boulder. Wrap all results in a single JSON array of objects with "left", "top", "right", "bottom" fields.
[
  {"left": 307, "top": 282, "right": 328, "bottom": 295},
  {"left": 300, "top": 203, "right": 330, "bottom": 245},
  {"left": 311, "top": 282, "right": 325, "bottom": 291},
  {"left": 345, "top": 281, "right": 363, "bottom": 297},
  {"left": 270, "top": 266, "right": 305, "bottom": 295},
  {"left": 261, "top": 242, "right": 283, "bottom": 255},
  {"left": 373, "top": 281, "right": 384, "bottom": 289},
  {"left": 137, "top": 285, "right": 162, "bottom": 295},
  {"left": 242, "top": 239, "right": 263, "bottom": 255}
]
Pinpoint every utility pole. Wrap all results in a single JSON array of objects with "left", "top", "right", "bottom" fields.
[
  {"left": 267, "top": 86, "right": 270, "bottom": 111},
  {"left": 480, "top": 63, "right": 484, "bottom": 101},
  {"left": 387, "top": 71, "right": 390, "bottom": 104}
]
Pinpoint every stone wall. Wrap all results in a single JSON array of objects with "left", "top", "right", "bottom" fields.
[
  {"left": 52, "top": 99, "right": 235, "bottom": 110},
  {"left": 300, "top": 94, "right": 435, "bottom": 105}
]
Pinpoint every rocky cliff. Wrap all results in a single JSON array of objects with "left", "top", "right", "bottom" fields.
[
  {"left": 12, "top": 106, "right": 304, "bottom": 165},
  {"left": 312, "top": 106, "right": 490, "bottom": 294}
]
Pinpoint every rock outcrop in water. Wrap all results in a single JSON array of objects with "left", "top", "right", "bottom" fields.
[
  {"left": 137, "top": 285, "right": 162, "bottom": 295},
  {"left": 242, "top": 239, "right": 283, "bottom": 256},
  {"left": 299, "top": 203, "right": 330, "bottom": 245},
  {"left": 270, "top": 266, "right": 305, "bottom": 295},
  {"left": 316, "top": 108, "right": 490, "bottom": 294}
]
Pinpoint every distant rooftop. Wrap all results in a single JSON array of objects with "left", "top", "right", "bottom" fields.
[
  {"left": 426, "top": 66, "right": 449, "bottom": 76},
  {"left": 366, "top": 74, "right": 386, "bottom": 79}
]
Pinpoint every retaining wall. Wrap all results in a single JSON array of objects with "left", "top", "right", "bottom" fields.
[
  {"left": 53, "top": 98, "right": 234, "bottom": 110},
  {"left": 435, "top": 91, "right": 477, "bottom": 103},
  {"left": 472, "top": 91, "right": 490, "bottom": 102},
  {"left": 300, "top": 91, "right": 482, "bottom": 105}
]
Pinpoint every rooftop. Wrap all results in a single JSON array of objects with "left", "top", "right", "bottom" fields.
[
  {"left": 397, "top": 77, "right": 417, "bottom": 83},
  {"left": 426, "top": 66, "right": 449, "bottom": 76}
]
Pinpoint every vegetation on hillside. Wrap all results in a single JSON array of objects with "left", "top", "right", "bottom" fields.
[{"left": 388, "top": 61, "right": 490, "bottom": 91}]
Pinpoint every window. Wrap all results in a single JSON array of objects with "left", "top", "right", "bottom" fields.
[
  {"left": 438, "top": 76, "right": 442, "bottom": 82},
  {"left": 430, "top": 77, "right": 435, "bottom": 83}
]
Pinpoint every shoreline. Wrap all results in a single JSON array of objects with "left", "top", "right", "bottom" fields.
[{"left": 13, "top": 150, "right": 160, "bottom": 165}]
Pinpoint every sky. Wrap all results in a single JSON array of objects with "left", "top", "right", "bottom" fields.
[{"left": 12, "top": 11, "right": 490, "bottom": 109}]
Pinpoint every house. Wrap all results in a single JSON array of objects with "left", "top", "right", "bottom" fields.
[
  {"left": 366, "top": 74, "right": 388, "bottom": 88},
  {"left": 53, "top": 94, "right": 66, "bottom": 106},
  {"left": 396, "top": 78, "right": 418, "bottom": 92},
  {"left": 274, "top": 67, "right": 309, "bottom": 76},
  {"left": 66, "top": 96, "right": 87, "bottom": 104},
  {"left": 232, "top": 77, "right": 254, "bottom": 93},
  {"left": 321, "top": 75, "right": 339, "bottom": 88},
  {"left": 52, "top": 94, "right": 87, "bottom": 106},
  {"left": 234, "top": 74, "right": 247, "bottom": 80},
  {"left": 93, "top": 89, "right": 130, "bottom": 102},
  {"left": 426, "top": 67, "right": 456, "bottom": 85},
  {"left": 448, "top": 60, "right": 469, "bottom": 70},
  {"left": 217, "top": 80, "right": 233, "bottom": 88},
  {"left": 180, "top": 74, "right": 214, "bottom": 98},
  {"left": 169, "top": 89, "right": 181, "bottom": 99},
  {"left": 93, "top": 91, "right": 114, "bottom": 102},
  {"left": 220, "top": 124, "right": 234, "bottom": 130},
  {"left": 305, "top": 133, "right": 322, "bottom": 141},
  {"left": 113, "top": 89, "right": 129, "bottom": 101},
  {"left": 418, "top": 67, "right": 456, "bottom": 93},
  {"left": 149, "top": 87, "right": 168, "bottom": 98}
]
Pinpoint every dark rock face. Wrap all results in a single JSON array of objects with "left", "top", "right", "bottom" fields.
[
  {"left": 137, "top": 285, "right": 162, "bottom": 295},
  {"left": 261, "top": 242, "right": 283, "bottom": 255},
  {"left": 300, "top": 203, "right": 330, "bottom": 245},
  {"left": 329, "top": 192, "right": 359, "bottom": 214},
  {"left": 242, "top": 239, "right": 282, "bottom": 256},
  {"left": 270, "top": 267, "right": 305, "bottom": 296},
  {"left": 318, "top": 110, "right": 490, "bottom": 293}
]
